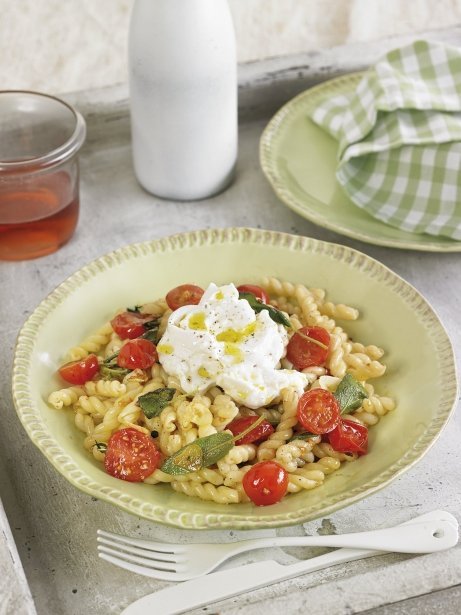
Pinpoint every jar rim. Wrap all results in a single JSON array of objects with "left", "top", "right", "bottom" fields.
[{"left": 0, "top": 90, "right": 86, "bottom": 172}]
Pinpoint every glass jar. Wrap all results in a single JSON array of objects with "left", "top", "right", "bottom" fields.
[{"left": 0, "top": 91, "right": 86, "bottom": 260}]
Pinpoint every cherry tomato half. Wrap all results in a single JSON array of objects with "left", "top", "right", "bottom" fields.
[
  {"left": 104, "top": 428, "right": 162, "bottom": 482},
  {"left": 117, "top": 338, "right": 158, "bottom": 370},
  {"left": 58, "top": 353, "right": 99, "bottom": 385},
  {"left": 110, "top": 311, "right": 155, "bottom": 340},
  {"left": 243, "top": 461, "right": 288, "bottom": 506},
  {"left": 297, "top": 389, "right": 340, "bottom": 434},
  {"left": 236, "top": 284, "right": 270, "bottom": 305},
  {"left": 328, "top": 419, "right": 368, "bottom": 455},
  {"left": 286, "top": 326, "right": 330, "bottom": 370},
  {"left": 227, "top": 416, "right": 275, "bottom": 445},
  {"left": 166, "top": 284, "right": 204, "bottom": 311}
]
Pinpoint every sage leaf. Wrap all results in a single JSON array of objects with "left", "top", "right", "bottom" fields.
[
  {"left": 138, "top": 388, "right": 176, "bottom": 419},
  {"left": 101, "top": 350, "right": 130, "bottom": 380},
  {"left": 238, "top": 292, "right": 291, "bottom": 328},
  {"left": 289, "top": 431, "right": 317, "bottom": 442},
  {"left": 100, "top": 364, "right": 130, "bottom": 381},
  {"left": 199, "top": 432, "right": 234, "bottom": 466},
  {"left": 103, "top": 351, "right": 119, "bottom": 365},
  {"left": 161, "top": 443, "right": 203, "bottom": 476},
  {"left": 144, "top": 319, "right": 160, "bottom": 330},
  {"left": 334, "top": 373, "right": 368, "bottom": 414},
  {"left": 161, "top": 432, "right": 234, "bottom": 475},
  {"left": 141, "top": 327, "right": 160, "bottom": 343}
]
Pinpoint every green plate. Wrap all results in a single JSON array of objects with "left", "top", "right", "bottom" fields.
[
  {"left": 12, "top": 229, "right": 458, "bottom": 529},
  {"left": 260, "top": 73, "right": 461, "bottom": 252}
]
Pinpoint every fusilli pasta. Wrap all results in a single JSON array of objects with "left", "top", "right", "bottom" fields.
[{"left": 47, "top": 278, "right": 395, "bottom": 506}]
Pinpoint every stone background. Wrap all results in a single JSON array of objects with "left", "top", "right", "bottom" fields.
[{"left": 1, "top": 0, "right": 461, "bottom": 94}]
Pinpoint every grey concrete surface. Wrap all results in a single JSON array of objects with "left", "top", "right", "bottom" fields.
[{"left": 1, "top": 26, "right": 460, "bottom": 615}]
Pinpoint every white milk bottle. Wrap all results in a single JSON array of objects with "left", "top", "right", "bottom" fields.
[{"left": 128, "top": 0, "right": 237, "bottom": 201}]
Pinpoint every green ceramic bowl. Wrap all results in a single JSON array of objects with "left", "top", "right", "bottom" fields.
[{"left": 12, "top": 228, "right": 458, "bottom": 529}]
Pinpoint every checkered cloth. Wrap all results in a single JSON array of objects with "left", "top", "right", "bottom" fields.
[{"left": 310, "top": 40, "right": 461, "bottom": 239}]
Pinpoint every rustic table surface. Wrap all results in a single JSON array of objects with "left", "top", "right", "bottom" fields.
[{"left": 1, "top": 28, "right": 460, "bottom": 615}]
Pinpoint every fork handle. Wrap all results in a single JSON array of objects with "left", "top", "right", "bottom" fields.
[{"left": 224, "top": 518, "right": 457, "bottom": 556}]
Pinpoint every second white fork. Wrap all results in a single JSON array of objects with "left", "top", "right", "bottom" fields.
[{"left": 97, "top": 510, "right": 458, "bottom": 581}]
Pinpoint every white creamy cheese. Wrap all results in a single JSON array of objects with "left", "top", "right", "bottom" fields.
[{"left": 157, "top": 283, "right": 308, "bottom": 408}]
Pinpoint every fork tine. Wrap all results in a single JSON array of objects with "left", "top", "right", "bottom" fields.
[
  {"left": 97, "top": 536, "right": 181, "bottom": 563},
  {"left": 96, "top": 529, "right": 183, "bottom": 554},
  {"left": 98, "top": 552, "right": 179, "bottom": 581},
  {"left": 98, "top": 545, "right": 180, "bottom": 571},
  {"left": 97, "top": 530, "right": 180, "bottom": 553}
]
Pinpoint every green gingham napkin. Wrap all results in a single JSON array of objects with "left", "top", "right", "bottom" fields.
[{"left": 310, "top": 40, "right": 461, "bottom": 239}]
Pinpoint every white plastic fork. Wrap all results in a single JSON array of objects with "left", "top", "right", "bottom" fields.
[{"left": 97, "top": 510, "right": 458, "bottom": 581}]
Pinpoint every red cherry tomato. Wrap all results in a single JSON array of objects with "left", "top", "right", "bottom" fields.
[
  {"left": 243, "top": 461, "right": 288, "bottom": 506},
  {"left": 58, "top": 353, "right": 99, "bottom": 384},
  {"left": 297, "top": 389, "right": 340, "bottom": 434},
  {"left": 104, "top": 428, "right": 162, "bottom": 482},
  {"left": 117, "top": 338, "right": 158, "bottom": 370},
  {"left": 236, "top": 284, "right": 270, "bottom": 304},
  {"left": 227, "top": 416, "right": 275, "bottom": 445},
  {"left": 328, "top": 419, "right": 368, "bottom": 455},
  {"left": 286, "top": 326, "right": 330, "bottom": 370},
  {"left": 166, "top": 284, "right": 204, "bottom": 311},
  {"left": 110, "top": 311, "right": 154, "bottom": 340}
]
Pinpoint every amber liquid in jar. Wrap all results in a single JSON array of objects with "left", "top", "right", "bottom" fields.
[{"left": 0, "top": 171, "right": 79, "bottom": 260}]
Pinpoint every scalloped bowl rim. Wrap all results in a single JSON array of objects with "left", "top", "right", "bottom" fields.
[{"left": 12, "top": 228, "right": 458, "bottom": 529}]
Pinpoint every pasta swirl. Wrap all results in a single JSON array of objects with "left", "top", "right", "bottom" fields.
[
  {"left": 47, "top": 277, "right": 395, "bottom": 506},
  {"left": 257, "top": 387, "right": 299, "bottom": 461}
]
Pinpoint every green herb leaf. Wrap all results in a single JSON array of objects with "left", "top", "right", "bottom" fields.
[
  {"left": 238, "top": 292, "right": 291, "bottom": 328},
  {"left": 161, "top": 432, "right": 234, "bottom": 475},
  {"left": 140, "top": 327, "right": 160, "bottom": 343},
  {"left": 144, "top": 318, "right": 160, "bottom": 330},
  {"left": 138, "top": 388, "right": 176, "bottom": 419},
  {"left": 103, "top": 351, "right": 119, "bottom": 365},
  {"left": 265, "top": 417, "right": 281, "bottom": 426},
  {"left": 127, "top": 305, "right": 142, "bottom": 313},
  {"left": 94, "top": 442, "right": 108, "bottom": 452},
  {"left": 161, "top": 443, "right": 203, "bottom": 475},
  {"left": 160, "top": 416, "right": 265, "bottom": 476},
  {"left": 334, "top": 373, "right": 368, "bottom": 414},
  {"left": 289, "top": 431, "right": 317, "bottom": 442},
  {"left": 100, "top": 364, "right": 130, "bottom": 381}
]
